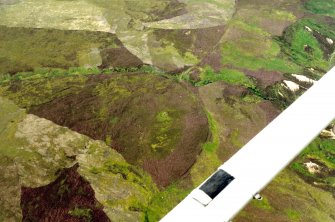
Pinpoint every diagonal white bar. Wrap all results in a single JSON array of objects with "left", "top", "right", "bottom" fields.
[{"left": 161, "top": 66, "right": 335, "bottom": 222}]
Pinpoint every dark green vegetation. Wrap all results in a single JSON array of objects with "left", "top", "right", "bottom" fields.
[
  {"left": 304, "top": 0, "right": 335, "bottom": 17},
  {"left": 278, "top": 19, "right": 335, "bottom": 71},
  {"left": 220, "top": 41, "right": 301, "bottom": 73},
  {"left": 213, "top": 18, "right": 302, "bottom": 73},
  {"left": 195, "top": 66, "right": 255, "bottom": 87}
]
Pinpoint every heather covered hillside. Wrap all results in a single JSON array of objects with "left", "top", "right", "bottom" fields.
[{"left": 0, "top": 0, "right": 335, "bottom": 221}]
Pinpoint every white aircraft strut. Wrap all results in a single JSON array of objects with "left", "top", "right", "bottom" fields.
[{"left": 161, "top": 66, "right": 335, "bottom": 222}]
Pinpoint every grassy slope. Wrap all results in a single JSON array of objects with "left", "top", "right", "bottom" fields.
[
  {"left": 304, "top": 0, "right": 335, "bottom": 17},
  {"left": 279, "top": 19, "right": 335, "bottom": 71},
  {"left": 0, "top": 70, "right": 209, "bottom": 188},
  {"left": 235, "top": 169, "right": 335, "bottom": 222},
  {"left": 218, "top": 18, "right": 302, "bottom": 73}
]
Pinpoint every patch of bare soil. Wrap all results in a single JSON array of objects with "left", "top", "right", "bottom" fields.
[{"left": 21, "top": 164, "right": 110, "bottom": 222}]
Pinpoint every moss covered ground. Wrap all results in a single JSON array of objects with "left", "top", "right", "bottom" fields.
[
  {"left": 0, "top": 71, "right": 209, "bottom": 187},
  {"left": 235, "top": 169, "right": 335, "bottom": 222}
]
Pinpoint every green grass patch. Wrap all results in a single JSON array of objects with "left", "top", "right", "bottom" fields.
[
  {"left": 202, "top": 111, "right": 220, "bottom": 153},
  {"left": 150, "top": 110, "right": 181, "bottom": 156},
  {"left": 279, "top": 19, "right": 334, "bottom": 71},
  {"left": 196, "top": 66, "right": 255, "bottom": 87},
  {"left": 192, "top": 66, "right": 269, "bottom": 102},
  {"left": 242, "top": 94, "right": 263, "bottom": 103},
  {"left": 299, "top": 19, "right": 335, "bottom": 41},
  {"left": 145, "top": 184, "right": 191, "bottom": 222},
  {"left": 285, "top": 209, "right": 301, "bottom": 221},
  {"left": 304, "top": 0, "right": 335, "bottom": 17},
  {"left": 221, "top": 42, "right": 301, "bottom": 73},
  {"left": 288, "top": 28, "right": 325, "bottom": 67},
  {"left": 324, "top": 177, "right": 335, "bottom": 186},
  {"left": 291, "top": 137, "right": 335, "bottom": 188},
  {"left": 68, "top": 207, "right": 92, "bottom": 221},
  {"left": 219, "top": 19, "right": 302, "bottom": 73}
]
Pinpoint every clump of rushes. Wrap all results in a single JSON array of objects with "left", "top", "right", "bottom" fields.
[{"left": 195, "top": 66, "right": 255, "bottom": 87}]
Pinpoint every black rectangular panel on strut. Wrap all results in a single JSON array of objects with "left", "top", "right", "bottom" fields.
[{"left": 199, "top": 169, "right": 234, "bottom": 199}]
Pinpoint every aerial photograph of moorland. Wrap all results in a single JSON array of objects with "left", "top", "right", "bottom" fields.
[{"left": 0, "top": 0, "right": 335, "bottom": 221}]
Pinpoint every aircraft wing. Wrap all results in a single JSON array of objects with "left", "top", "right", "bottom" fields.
[{"left": 161, "top": 66, "right": 335, "bottom": 222}]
